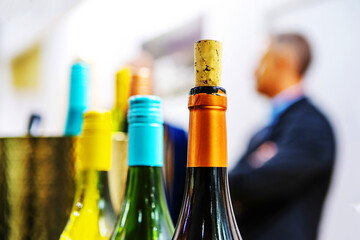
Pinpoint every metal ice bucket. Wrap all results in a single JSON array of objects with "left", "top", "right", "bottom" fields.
[
  {"left": 0, "top": 135, "right": 128, "bottom": 240},
  {"left": 0, "top": 137, "right": 76, "bottom": 240}
]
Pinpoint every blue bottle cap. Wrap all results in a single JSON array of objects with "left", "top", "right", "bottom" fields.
[
  {"left": 69, "top": 61, "right": 89, "bottom": 109},
  {"left": 128, "top": 95, "right": 163, "bottom": 124},
  {"left": 64, "top": 61, "right": 89, "bottom": 136},
  {"left": 128, "top": 95, "right": 163, "bottom": 167}
]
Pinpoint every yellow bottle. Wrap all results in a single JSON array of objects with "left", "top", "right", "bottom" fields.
[{"left": 60, "top": 111, "right": 116, "bottom": 240}]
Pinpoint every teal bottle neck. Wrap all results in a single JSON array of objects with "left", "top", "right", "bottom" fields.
[
  {"left": 127, "top": 95, "right": 163, "bottom": 167},
  {"left": 64, "top": 108, "right": 86, "bottom": 136},
  {"left": 64, "top": 62, "right": 89, "bottom": 136},
  {"left": 128, "top": 122, "right": 163, "bottom": 166},
  {"left": 69, "top": 62, "right": 88, "bottom": 109}
]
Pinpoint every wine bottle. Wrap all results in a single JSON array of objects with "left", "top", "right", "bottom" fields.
[
  {"left": 64, "top": 61, "right": 89, "bottom": 136},
  {"left": 172, "top": 40, "right": 242, "bottom": 240},
  {"left": 60, "top": 111, "right": 116, "bottom": 240},
  {"left": 112, "top": 67, "right": 131, "bottom": 132},
  {"left": 111, "top": 95, "right": 174, "bottom": 240}
]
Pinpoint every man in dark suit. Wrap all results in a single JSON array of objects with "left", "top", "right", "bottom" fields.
[{"left": 229, "top": 33, "right": 336, "bottom": 240}]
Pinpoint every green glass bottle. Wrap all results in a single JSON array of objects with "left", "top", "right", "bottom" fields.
[{"left": 111, "top": 95, "right": 174, "bottom": 240}]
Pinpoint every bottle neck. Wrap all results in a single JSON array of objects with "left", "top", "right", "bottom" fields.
[
  {"left": 128, "top": 122, "right": 163, "bottom": 167},
  {"left": 188, "top": 86, "right": 227, "bottom": 167},
  {"left": 64, "top": 108, "right": 86, "bottom": 136},
  {"left": 75, "top": 170, "right": 111, "bottom": 200},
  {"left": 112, "top": 106, "right": 127, "bottom": 132},
  {"left": 185, "top": 167, "right": 232, "bottom": 206},
  {"left": 123, "top": 166, "right": 166, "bottom": 201},
  {"left": 114, "top": 87, "right": 122, "bottom": 108},
  {"left": 114, "top": 84, "right": 128, "bottom": 110}
]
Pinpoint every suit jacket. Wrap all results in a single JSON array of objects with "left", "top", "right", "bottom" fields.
[{"left": 229, "top": 98, "right": 336, "bottom": 240}]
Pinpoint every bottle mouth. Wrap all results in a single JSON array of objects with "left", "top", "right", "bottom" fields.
[
  {"left": 188, "top": 87, "right": 227, "bottom": 110},
  {"left": 189, "top": 86, "right": 226, "bottom": 95},
  {"left": 128, "top": 95, "right": 163, "bottom": 124}
]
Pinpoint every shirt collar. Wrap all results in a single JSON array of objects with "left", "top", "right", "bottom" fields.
[{"left": 270, "top": 83, "right": 305, "bottom": 125}]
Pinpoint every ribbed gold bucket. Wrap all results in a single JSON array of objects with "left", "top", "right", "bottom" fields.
[
  {"left": 0, "top": 137, "right": 76, "bottom": 240},
  {"left": 0, "top": 135, "right": 128, "bottom": 240}
]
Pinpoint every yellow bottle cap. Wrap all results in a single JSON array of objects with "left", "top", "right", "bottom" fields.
[{"left": 78, "top": 110, "right": 112, "bottom": 171}]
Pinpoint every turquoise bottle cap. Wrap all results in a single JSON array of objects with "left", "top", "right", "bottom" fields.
[
  {"left": 128, "top": 95, "right": 163, "bottom": 124},
  {"left": 69, "top": 61, "right": 89, "bottom": 109},
  {"left": 128, "top": 95, "right": 163, "bottom": 167}
]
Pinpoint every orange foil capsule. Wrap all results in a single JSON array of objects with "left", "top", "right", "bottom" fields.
[
  {"left": 130, "top": 67, "right": 152, "bottom": 96},
  {"left": 187, "top": 91, "right": 227, "bottom": 167}
]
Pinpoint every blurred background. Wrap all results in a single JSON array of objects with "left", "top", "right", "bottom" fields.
[{"left": 0, "top": 0, "right": 359, "bottom": 239}]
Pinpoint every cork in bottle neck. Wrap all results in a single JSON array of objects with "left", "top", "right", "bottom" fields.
[{"left": 194, "top": 40, "right": 222, "bottom": 87}]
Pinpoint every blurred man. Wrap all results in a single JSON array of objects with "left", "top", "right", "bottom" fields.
[{"left": 229, "top": 33, "right": 336, "bottom": 240}]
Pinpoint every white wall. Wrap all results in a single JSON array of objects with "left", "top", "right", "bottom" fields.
[
  {"left": 0, "top": 0, "right": 359, "bottom": 238},
  {"left": 0, "top": 0, "right": 213, "bottom": 135}
]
